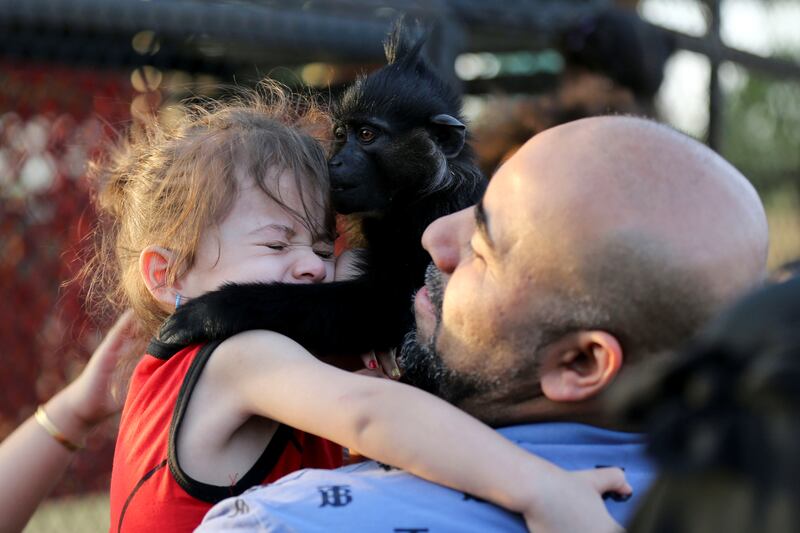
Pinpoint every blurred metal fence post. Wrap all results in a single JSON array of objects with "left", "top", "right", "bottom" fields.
[{"left": 706, "top": 0, "right": 723, "bottom": 151}]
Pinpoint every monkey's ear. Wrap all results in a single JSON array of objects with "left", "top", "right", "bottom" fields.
[{"left": 429, "top": 114, "right": 466, "bottom": 159}]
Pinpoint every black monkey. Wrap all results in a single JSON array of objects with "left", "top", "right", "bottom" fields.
[{"left": 160, "top": 24, "right": 487, "bottom": 354}]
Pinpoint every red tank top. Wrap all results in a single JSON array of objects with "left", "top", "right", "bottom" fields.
[{"left": 109, "top": 339, "right": 342, "bottom": 533}]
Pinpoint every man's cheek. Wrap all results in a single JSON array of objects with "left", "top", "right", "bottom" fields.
[
  {"left": 442, "top": 269, "right": 481, "bottom": 311},
  {"left": 440, "top": 301, "right": 491, "bottom": 368}
]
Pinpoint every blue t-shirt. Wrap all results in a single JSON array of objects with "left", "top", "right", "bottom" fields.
[{"left": 197, "top": 422, "right": 654, "bottom": 532}]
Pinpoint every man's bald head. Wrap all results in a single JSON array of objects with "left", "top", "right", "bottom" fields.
[
  {"left": 494, "top": 116, "right": 769, "bottom": 362},
  {"left": 508, "top": 116, "right": 767, "bottom": 298}
]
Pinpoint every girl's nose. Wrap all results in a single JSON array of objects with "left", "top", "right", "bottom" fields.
[{"left": 292, "top": 249, "right": 328, "bottom": 282}]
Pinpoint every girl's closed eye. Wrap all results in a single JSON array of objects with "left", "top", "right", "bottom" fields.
[
  {"left": 261, "top": 241, "right": 334, "bottom": 261},
  {"left": 262, "top": 241, "right": 290, "bottom": 252}
]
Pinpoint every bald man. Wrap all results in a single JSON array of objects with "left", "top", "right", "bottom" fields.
[{"left": 198, "top": 117, "right": 769, "bottom": 532}]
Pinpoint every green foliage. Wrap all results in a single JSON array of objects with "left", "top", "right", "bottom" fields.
[
  {"left": 721, "top": 69, "right": 800, "bottom": 195},
  {"left": 720, "top": 65, "right": 800, "bottom": 267}
]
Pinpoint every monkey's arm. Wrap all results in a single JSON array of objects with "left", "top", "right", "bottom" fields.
[{"left": 159, "top": 276, "right": 412, "bottom": 354}]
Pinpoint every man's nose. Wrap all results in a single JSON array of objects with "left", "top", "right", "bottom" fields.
[
  {"left": 292, "top": 251, "right": 328, "bottom": 282},
  {"left": 421, "top": 207, "right": 474, "bottom": 275}
]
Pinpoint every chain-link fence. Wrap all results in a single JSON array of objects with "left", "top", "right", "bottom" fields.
[{"left": 1, "top": 59, "right": 132, "bottom": 531}]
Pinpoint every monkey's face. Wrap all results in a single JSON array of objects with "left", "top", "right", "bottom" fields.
[
  {"left": 329, "top": 118, "right": 460, "bottom": 215},
  {"left": 329, "top": 120, "right": 397, "bottom": 214}
]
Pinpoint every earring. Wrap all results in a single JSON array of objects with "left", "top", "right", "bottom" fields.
[{"left": 175, "top": 293, "right": 183, "bottom": 309}]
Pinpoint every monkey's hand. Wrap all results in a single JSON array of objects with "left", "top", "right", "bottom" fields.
[{"left": 159, "top": 278, "right": 412, "bottom": 355}]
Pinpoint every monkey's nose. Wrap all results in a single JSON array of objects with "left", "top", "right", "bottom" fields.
[{"left": 329, "top": 158, "right": 342, "bottom": 167}]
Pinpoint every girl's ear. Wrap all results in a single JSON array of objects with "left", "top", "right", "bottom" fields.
[
  {"left": 139, "top": 246, "right": 180, "bottom": 309},
  {"left": 538, "top": 331, "right": 623, "bottom": 403}
]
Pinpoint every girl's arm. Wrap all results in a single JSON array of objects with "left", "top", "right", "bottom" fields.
[{"left": 208, "top": 330, "right": 629, "bottom": 532}]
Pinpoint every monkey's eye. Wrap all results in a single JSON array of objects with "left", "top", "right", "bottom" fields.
[
  {"left": 333, "top": 126, "right": 346, "bottom": 142},
  {"left": 357, "top": 127, "right": 377, "bottom": 143}
]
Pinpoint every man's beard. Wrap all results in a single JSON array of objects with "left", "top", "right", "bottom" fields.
[{"left": 398, "top": 264, "right": 492, "bottom": 406}]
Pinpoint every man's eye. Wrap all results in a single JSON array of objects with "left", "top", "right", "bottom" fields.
[
  {"left": 314, "top": 249, "right": 335, "bottom": 260},
  {"left": 263, "top": 242, "right": 288, "bottom": 251},
  {"left": 469, "top": 239, "right": 485, "bottom": 263},
  {"left": 358, "top": 127, "right": 376, "bottom": 143}
]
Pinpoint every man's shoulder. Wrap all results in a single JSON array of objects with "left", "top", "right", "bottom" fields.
[{"left": 198, "top": 462, "right": 526, "bottom": 533}]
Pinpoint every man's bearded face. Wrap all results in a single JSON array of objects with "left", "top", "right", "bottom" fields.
[{"left": 398, "top": 264, "right": 494, "bottom": 406}]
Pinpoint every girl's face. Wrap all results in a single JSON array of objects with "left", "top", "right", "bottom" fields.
[{"left": 177, "top": 172, "right": 334, "bottom": 299}]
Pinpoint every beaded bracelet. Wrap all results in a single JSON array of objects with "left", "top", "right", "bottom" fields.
[{"left": 34, "top": 406, "right": 83, "bottom": 452}]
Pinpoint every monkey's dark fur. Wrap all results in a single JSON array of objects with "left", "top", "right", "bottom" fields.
[{"left": 160, "top": 25, "right": 487, "bottom": 354}]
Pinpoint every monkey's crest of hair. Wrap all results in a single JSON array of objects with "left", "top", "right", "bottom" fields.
[
  {"left": 383, "top": 20, "right": 425, "bottom": 68},
  {"left": 336, "top": 22, "right": 462, "bottom": 127}
]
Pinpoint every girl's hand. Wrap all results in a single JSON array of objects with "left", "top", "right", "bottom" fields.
[
  {"left": 337, "top": 249, "right": 402, "bottom": 379},
  {"left": 523, "top": 465, "right": 630, "bottom": 533},
  {"left": 60, "top": 310, "right": 139, "bottom": 429},
  {"left": 359, "top": 350, "right": 401, "bottom": 380}
]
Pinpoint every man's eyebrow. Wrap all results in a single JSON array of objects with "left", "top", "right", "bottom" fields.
[
  {"left": 475, "top": 199, "right": 495, "bottom": 250},
  {"left": 249, "top": 223, "right": 295, "bottom": 238}
]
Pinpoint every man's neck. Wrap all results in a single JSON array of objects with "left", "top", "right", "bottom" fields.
[{"left": 462, "top": 395, "right": 642, "bottom": 433}]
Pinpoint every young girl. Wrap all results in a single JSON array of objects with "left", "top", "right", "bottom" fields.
[{"left": 88, "top": 84, "right": 629, "bottom": 533}]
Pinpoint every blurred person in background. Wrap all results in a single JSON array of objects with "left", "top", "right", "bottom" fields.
[
  {"left": 472, "top": 4, "right": 675, "bottom": 178},
  {"left": 471, "top": 74, "right": 646, "bottom": 177}
]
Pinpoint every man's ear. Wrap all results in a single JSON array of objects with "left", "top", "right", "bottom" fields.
[
  {"left": 429, "top": 114, "right": 466, "bottom": 159},
  {"left": 538, "top": 331, "right": 623, "bottom": 403},
  {"left": 139, "top": 245, "right": 180, "bottom": 309}
]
